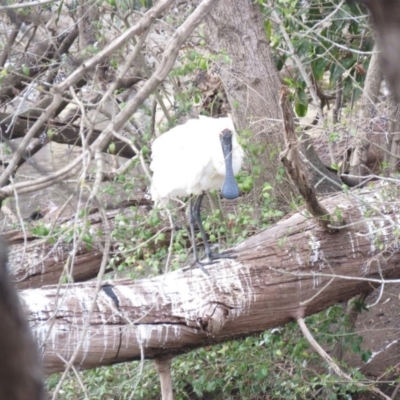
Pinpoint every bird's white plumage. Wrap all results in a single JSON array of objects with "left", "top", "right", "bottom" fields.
[{"left": 150, "top": 116, "right": 244, "bottom": 204}]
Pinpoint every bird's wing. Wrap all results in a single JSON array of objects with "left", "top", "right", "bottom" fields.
[{"left": 150, "top": 121, "right": 218, "bottom": 200}]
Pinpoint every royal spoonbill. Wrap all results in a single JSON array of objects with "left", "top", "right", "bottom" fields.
[{"left": 150, "top": 116, "right": 244, "bottom": 273}]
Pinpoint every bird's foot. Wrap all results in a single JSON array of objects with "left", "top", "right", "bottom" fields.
[
  {"left": 208, "top": 250, "right": 237, "bottom": 261},
  {"left": 191, "top": 250, "right": 237, "bottom": 276},
  {"left": 191, "top": 260, "right": 211, "bottom": 276}
]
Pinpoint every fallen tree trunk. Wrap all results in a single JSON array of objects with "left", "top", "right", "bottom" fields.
[
  {"left": 22, "top": 184, "right": 400, "bottom": 374},
  {"left": 5, "top": 200, "right": 153, "bottom": 289}
]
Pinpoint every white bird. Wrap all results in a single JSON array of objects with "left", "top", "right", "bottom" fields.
[{"left": 150, "top": 115, "right": 244, "bottom": 273}]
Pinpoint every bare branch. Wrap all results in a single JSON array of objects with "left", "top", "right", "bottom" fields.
[
  {"left": 0, "top": 0, "right": 55, "bottom": 10},
  {"left": 56, "top": 0, "right": 175, "bottom": 93}
]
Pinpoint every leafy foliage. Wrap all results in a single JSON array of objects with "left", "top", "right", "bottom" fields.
[{"left": 262, "top": 0, "right": 372, "bottom": 114}]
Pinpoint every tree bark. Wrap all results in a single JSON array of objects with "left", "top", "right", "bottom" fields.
[
  {"left": 0, "top": 239, "right": 44, "bottom": 399},
  {"left": 204, "top": 1, "right": 294, "bottom": 204},
  {"left": 357, "top": 3, "right": 400, "bottom": 179},
  {"left": 155, "top": 357, "right": 174, "bottom": 400},
  {"left": 360, "top": 43, "right": 383, "bottom": 118},
  {"left": 22, "top": 185, "right": 400, "bottom": 374},
  {"left": 346, "top": 44, "right": 383, "bottom": 185},
  {"left": 362, "top": 0, "right": 400, "bottom": 102}
]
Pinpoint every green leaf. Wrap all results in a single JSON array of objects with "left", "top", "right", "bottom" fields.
[
  {"left": 264, "top": 19, "right": 272, "bottom": 41},
  {"left": 295, "top": 101, "right": 308, "bottom": 117},
  {"left": 199, "top": 59, "right": 207, "bottom": 70},
  {"left": 141, "top": 145, "right": 149, "bottom": 156},
  {"left": 330, "top": 164, "right": 339, "bottom": 171},
  {"left": 361, "top": 350, "right": 372, "bottom": 362},
  {"left": 22, "top": 65, "right": 30, "bottom": 76},
  {"left": 312, "top": 58, "right": 328, "bottom": 81},
  {"left": 108, "top": 142, "right": 116, "bottom": 154}
]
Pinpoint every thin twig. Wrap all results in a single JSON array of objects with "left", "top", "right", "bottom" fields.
[{"left": 297, "top": 317, "right": 391, "bottom": 400}]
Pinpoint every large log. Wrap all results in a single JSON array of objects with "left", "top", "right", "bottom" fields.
[{"left": 21, "top": 185, "right": 400, "bottom": 374}]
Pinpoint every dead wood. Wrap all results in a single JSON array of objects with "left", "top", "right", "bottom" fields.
[
  {"left": 0, "top": 25, "right": 78, "bottom": 107},
  {"left": 0, "top": 112, "right": 137, "bottom": 160},
  {"left": 21, "top": 184, "right": 400, "bottom": 374},
  {"left": 298, "top": 317, "right": 391, "bottom": 400}
]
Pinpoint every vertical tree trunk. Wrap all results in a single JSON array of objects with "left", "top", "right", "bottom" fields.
[
  {"left": 360, "top": 2, "right": 400, "bottom": 176},
  {"left": 0, "top": 239, "right": 44, "bottom": 400},
  {"left": 204, "top": 1, "right": 295, "bottom": 204},
  {"left": 346, "top": 44, "right": 382, "bottom": 185},
  {"left": 360, "top": 43, "right": 382, "bottom": 118}
]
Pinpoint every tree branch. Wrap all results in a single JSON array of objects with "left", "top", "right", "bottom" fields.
[{"left": 279, "top": 86, "right": 340, "bottom": 231}]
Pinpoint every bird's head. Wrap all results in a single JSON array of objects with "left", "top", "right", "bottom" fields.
[{"left": 220, "top": 128, "right": 233, "bottom": 141}]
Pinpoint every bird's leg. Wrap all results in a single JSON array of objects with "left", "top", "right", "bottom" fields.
[
  {"left": 187, "top": 194, "right": 212, "bottom": 275},
  {"left": 192, "top": 193, "right": 213, "bottom": 260},
  {"left": 193, "top": 194, "right": 236, "bottom": 263},
  {"left": 190, "top": 194, "right": 236, "bottom": 274},
  {"left": 189, "top": 197, "right": 201, "bottom": 263}
]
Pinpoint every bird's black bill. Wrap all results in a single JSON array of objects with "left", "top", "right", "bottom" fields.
[{"left": 220, "top": 129, "right": 240, "bottom": 200}]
